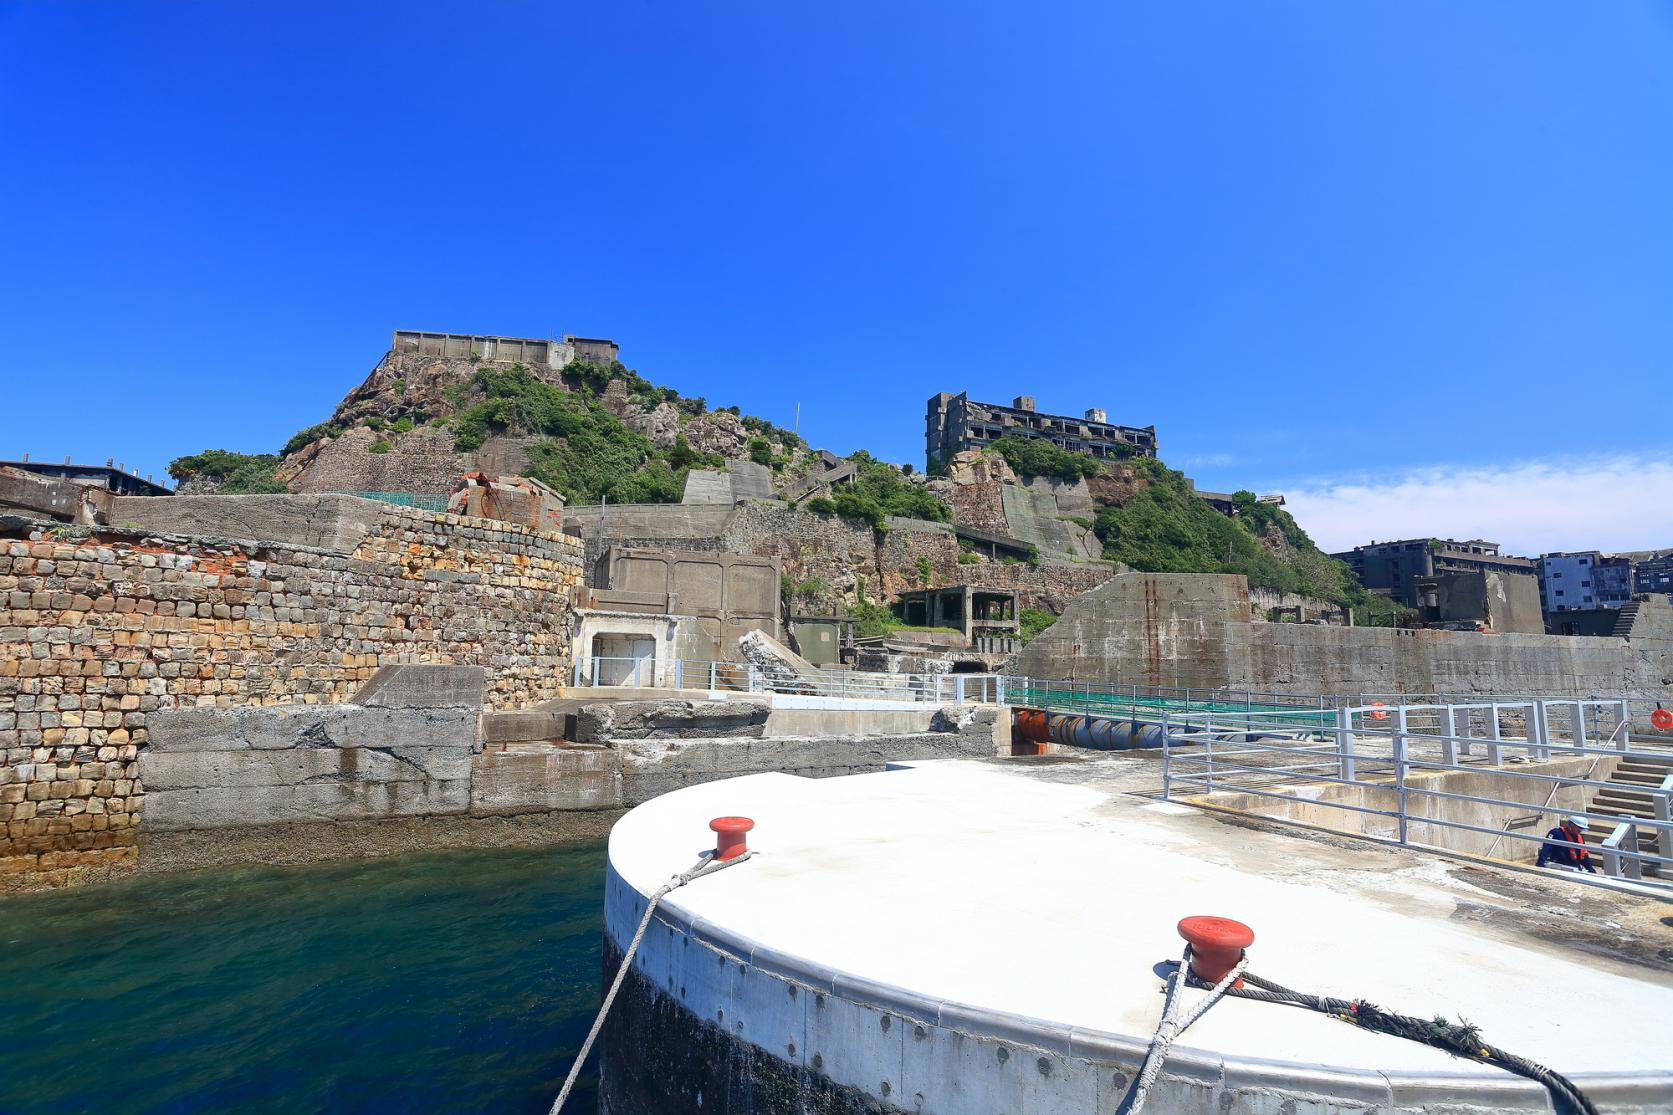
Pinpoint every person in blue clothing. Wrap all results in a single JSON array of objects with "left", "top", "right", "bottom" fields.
[{"left": 1536, "top": 815, "right": 1596, "bottom": 873}]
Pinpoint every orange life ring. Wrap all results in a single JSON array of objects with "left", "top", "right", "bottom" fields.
[
  {"left": 1369, "top": 701, "right": 1389, "bottom": 722},
  {"left": 1652, "top": 708, "right": 1673, "bottom": 731}
]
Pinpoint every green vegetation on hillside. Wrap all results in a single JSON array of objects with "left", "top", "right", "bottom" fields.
[
  {"left": 1019, "top": 607, "right": 1058, "bottom": 644},
  {"left": 166, "top": 450, "right": 288, "bottom": 494},
  {"left": 1092, "top": 458, "right": 1398, "bottom": 617},
  {"left": 801, "top": 453, "right": 951, "bottom": 531},
  {"left": 438, "top": 362, "right": 799, "bottom": 505},
  {"left": 989, "top": 435, "right": 1106, "bottom": 481},
  {"left": 281, "top": 421, "right": 344, "bottom": 456},
  {"left": 843, "top": 598, "right": 960, "bottom": 640}
]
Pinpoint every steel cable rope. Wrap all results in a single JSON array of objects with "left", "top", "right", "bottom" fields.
[{"left": 548, "top": 851, "right": 755, "bottom": 1114}]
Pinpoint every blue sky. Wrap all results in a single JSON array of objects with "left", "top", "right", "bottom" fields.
[{"left": 3, "top": 3, "right": 1669, "bottom": 553}]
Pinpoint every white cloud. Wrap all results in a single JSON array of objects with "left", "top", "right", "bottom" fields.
[
  {"left": 1282, "top": 455, "right": 1673, "bottom": 557},
  {"left": 1179, "top": 452, "right": 1238, "bottom": 468}
]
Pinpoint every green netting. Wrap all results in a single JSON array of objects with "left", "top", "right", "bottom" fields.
[
  {"left": 346, "top": 491, "right": 451, "bottom": 512},
  {"left": 1007, "top": 684, "right": 1335, "bottom": 729}
]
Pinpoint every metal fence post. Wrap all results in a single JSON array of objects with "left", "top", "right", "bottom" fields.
[
  {"left": 1655, "top": 778, "right": 1673, "bottom": 863},
  {"left": 1394, "top": 707, "right": 1410, "bottom": 846},
  {"left": 995, "top": 675, "right": 1007, "bottom": 706},
  {"left": 1203, "top": 729, "right": 1214, "bottom": 795},
  {"left": 1161, "top": 711, "right": 1173, "bottom": 799},
  {"left": 955, "top": 676, "right": 966, "bottom": 706},
  {"left": 571, "top": 660, "right": 582, "bottom": 688},
  {"left": 1619, "top": 699, "right": 1632, "bottom": 750},
  {"left": 1574, "top": 700, "right": 1587, "bottom": 752},
  {"left": 747, "top": 664, "right": 758, "bottom": 691},
  {"left": 632, "top": 656, "right": 642, "bottom": 687},
  {"left": 673, "top": 659, "right": 683, "bottom": 690},
  {"left": 1441, "top": 703, "right": 1458, "bottom": 766},
  {"left": 1336, "top": 707, "right": 1354, "bottom": 781},
  {"left": 1487, "top": 702, "right": 1503, "bottom": 765},
  {"left": 709, "top": 660, "right": 718, "bottom": 691},
  {"left": 1530, "top": 700, "right": 1549, "bottom": 760}
]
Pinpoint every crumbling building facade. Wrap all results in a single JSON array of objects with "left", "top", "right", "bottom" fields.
[{"left": 925, "top": 392, "right": 1157, "bottom": 471}]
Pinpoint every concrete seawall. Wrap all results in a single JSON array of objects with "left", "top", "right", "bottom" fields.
[
  {"left": 123, "top": 670, "right": 1005, "bottom": 881},
  {"left": 1017, "top": 572, "right": 1673, "bottom": 725}
]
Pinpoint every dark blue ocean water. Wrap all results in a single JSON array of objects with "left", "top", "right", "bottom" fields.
[{"left": 0, "top": 844, "right": 608, "bottom": 1114}]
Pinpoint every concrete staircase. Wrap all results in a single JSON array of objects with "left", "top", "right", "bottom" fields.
[
  {"left": 1609, "top": 601, "right": 1641, "bottom": 637},
  {"left": 1583, "top": 751, "right": 1673, "bottom": 877}
]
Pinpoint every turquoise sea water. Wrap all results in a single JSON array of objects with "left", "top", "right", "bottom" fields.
[{"left": 0, "top": 844, "right": 608, "bottom": 1114}]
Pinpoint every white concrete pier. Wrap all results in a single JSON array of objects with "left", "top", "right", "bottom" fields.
[{"left": 602, "top": 758, "right": 1673, "bottom": 1113}]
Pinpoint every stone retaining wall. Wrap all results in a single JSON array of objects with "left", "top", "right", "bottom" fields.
[{"left": 0, "top": 504, "right": 583, "bottom": 891}]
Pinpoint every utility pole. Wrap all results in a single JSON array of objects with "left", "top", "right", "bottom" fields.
[{"left": 794, "top": 401, "right": 801, "bottom": 437}]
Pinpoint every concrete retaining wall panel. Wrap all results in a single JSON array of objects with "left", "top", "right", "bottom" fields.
[
  {"left": 470, "top": 745, "right": 621, "bottom": 814},
  {"left": 144, "top": 778, "right": 472, "bottom": 831}
]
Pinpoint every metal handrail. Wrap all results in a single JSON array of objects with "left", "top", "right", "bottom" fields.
[{"left": 1161, "top": 707, "right": 1673, "bottom": 889}]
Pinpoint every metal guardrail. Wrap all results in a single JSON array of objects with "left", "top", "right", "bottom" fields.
[{"left": 1159, "top": 700, "right": 1672, "bottom": 890}]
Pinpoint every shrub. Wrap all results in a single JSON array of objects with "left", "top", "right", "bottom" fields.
[
  {"left": 280, "top": 421, "right": 343, "bottom": 457},
  {"left": 166, "top": 449, "right": 289, "bottom": 494},
  {"left": 914, "top": 556, "right": 934, "bottom": 584},
  {"left": 990, "top": 435, "right": 1102, "bottom": 481},
  {"left": 845, "top": 599, "right": 897, "bottom": 640},
  {"left": 824, "top": 454, "right": 952, "bottom": 530},
  {"left": 747, "top": 436, "right": 773, "bottom": 467},
  {"left": 392, "top": 378, "right": 406, "bottom": 395},
  {"left": 368, "top": 440, "right": 393, "bottom": 454},
  {"left": 805, "top": 496, "right": 837, "bottom": 515},
  {"left": 362, "top": 416, "right": 386, "bottom": 431},
  {"left": 391, "top": 417, "right": 415, "bottom": 434},
  {"left": 957, "top": 551, "right": 980, "bottom": 565},
  {"left": 1019, "top": 608, "right": 1058, "bottom": 644},
  {"left": 780, "top": 574, "right": 828, "bottom": 609}
]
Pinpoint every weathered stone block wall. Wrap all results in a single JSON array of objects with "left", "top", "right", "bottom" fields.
[
  {"left": 0, "top": 505, "right": 582, "bottom": 890},
  {"left": 285, "top": 425, "right": 462, "bottom": 494}
]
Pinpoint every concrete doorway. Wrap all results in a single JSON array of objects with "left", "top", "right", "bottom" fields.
[{"left": 592, "top": 634, "right": 655, "bottom": 686}]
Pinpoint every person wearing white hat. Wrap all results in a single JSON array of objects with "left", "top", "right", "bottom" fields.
[{"left": 1536, "top": 814, "right": 1596, "bottom": 873}]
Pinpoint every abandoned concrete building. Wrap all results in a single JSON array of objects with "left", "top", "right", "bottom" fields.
[
  {"left": 391, "top": 329, "right": 619, "bottom": 368},
  {"left": 925, "top": 392, "right": 1158, "bottom": 470},
  {"left": 1, "top": 459, "right": 171, "bottom": 524},
  {"left": 573, "top": 546, "right": 781, "bottom": 683},
  {"left": 896, "top": 585, "right": 1021, "bottom": 653},
  {"left": 1333, "top": 538, "right": 1539, "bottom": 609}
]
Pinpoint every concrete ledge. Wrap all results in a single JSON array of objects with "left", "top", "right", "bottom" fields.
[
  {"left": 145, "top": 703, "right": 478, "bottom": 755},
  {"left": 135, "top": 808, "right": 621, "bottom": 875},
  {"left": 471, "top": 744, "right": 622, "bottom": 815},
  {"left": 483, "top": 706, "right": 570, "bottom": 744},
  {"left": 144, "top": 779, "right": 472, "bottom": 830},
  {"left": 575, "top": 698, "right": 771, "bottom": 744},
  {"left": 352, "top": 663, "right": 486, "bottom": 709}
]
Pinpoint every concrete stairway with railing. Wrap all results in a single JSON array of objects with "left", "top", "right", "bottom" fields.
[{"left": 1583, "top": 751, "right": 1673, "bottom": 877}]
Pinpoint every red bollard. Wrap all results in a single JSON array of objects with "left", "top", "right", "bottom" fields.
[
  {"left": 710, "top": 816, "right": 755, "bottom": 861},
  {"left": 1178, "top": 915, "right": 1254, "bottom": 987}
]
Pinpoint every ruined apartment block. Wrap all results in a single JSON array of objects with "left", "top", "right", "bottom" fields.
[{"left": 925, "top": 391, "right": 1158, "bottom": 471}]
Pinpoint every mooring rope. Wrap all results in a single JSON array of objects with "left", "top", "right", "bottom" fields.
[
  {"left": 547, "top": 851, "right": 755, "bottom": 1114},
  {"left": 1123, "top": 944, "right": 1247, "bottom": 1115},
  {"left": 1201, "top": 969, "right": 1601, "bottom": 1115},
  {"left": 1126, "top": 946, "right": 1598, "bottom": 1115}
]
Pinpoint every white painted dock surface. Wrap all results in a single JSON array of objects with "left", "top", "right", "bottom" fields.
[{"left": 608, "top": 758, "right": 1673, "bottom": 1076}]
